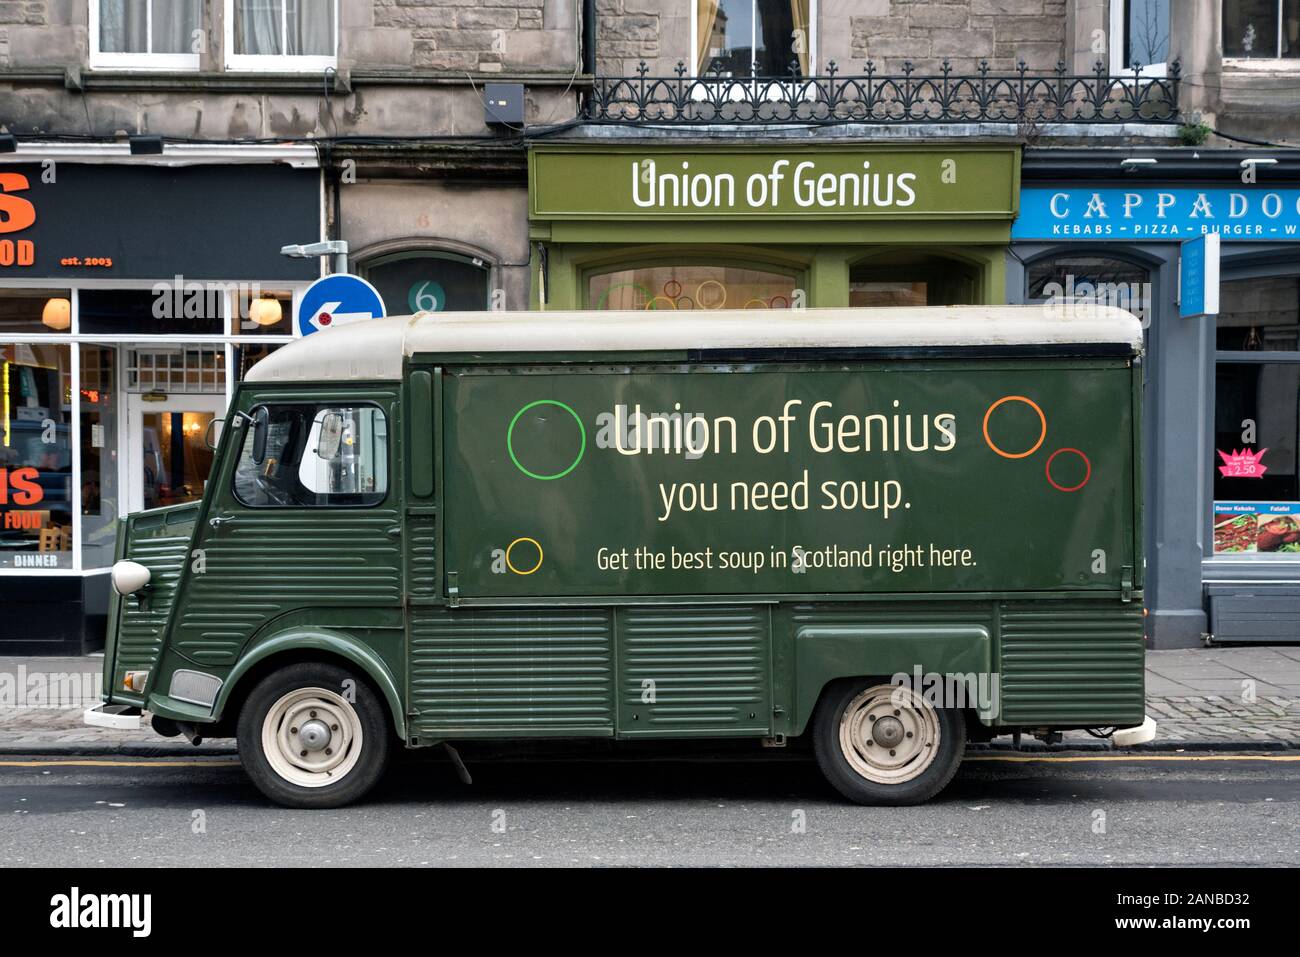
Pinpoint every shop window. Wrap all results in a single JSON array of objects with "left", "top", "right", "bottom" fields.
[
  {"left": 1213, "top": 274, "right": 1300, "bottom": 556},
  {"left": 235, "top": 343, "right": 283, "bottom": 381},
  {"left": 0, "top": 290, "right": 72, "bottom": 335},
  {"left": 127, "top": 347, "right": 226, "bottom": 394},
  {"left": 695, "top": 0, "right": 813, "bottom": 77},
  {"left": 1109, "top": 0, "right": 1170, "bottom": 76},
  {"left": 1025, "top": 254, "right": 1150, "bottom": 323},
  {"left": 90, "top": 0, "right": 201, "bottom": 70},
  {"left": 80, "top": 288, "right": 223, "bottom": 337},
  {"left": 226, "top": 0, "right": 338, "bottom": 71},
  {"left": 1216, "top": 276, "right": 1299, "bottom": 351},
  {"left": 588, "top": 263, "right": 798, "bottom": 310},
  {"left": 361, "top": 251, "right": 491, "bottom": 315},
  {"left": 1213, "top": 363, "right": 1300, "bottom": 553},
  {"left": 233, "top": 404, "right": 388, "bottom": 508},
  {"left": 234, "top": 289, "right": 294, "bottom": 336},
  {"left": 80, "top": 346, "right": 119, "bottom": 569},
  {"left": 1223, "top": 1, "right": 1300, "bottom": 59},
  {"left": 0, "top": 343, "right": 73, "bottom": 570},
  {"left": 852, "top": 253, "right": 982, "bottom": 307}
]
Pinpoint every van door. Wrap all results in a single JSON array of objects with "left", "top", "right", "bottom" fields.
[{"left": 166, "top": 390, "right": 404, "bottom": 671}]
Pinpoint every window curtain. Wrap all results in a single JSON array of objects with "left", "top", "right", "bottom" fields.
[
  {"left": 287, "top": 0, "right": 334, "bottom": 56},
  {"left": 790, "top": 0, "right": 809, "bottom": 75},
  {"left": 153, "top": 0, "right": 200, "bottom": 54},
  {"left": 99, "top": 0, "right": 147, "bottom": 54},
  {"left": 696, "top": 0, "right": 721, "bottom": 73},
  {"left": 235, "top": 0, "right": 284, "bottom": 56}
]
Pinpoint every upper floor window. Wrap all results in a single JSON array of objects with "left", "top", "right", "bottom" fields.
[
  {"left": 225, "top": 0, "right": 337, "bottom": 72},
  {"left": 1110, "top": 0, "right": 1170, "bottom": 77},
  {"left": 695, "top": 0, "right": 814, "bottom": 78},
  {"left": 1223, "top": 0, "right": 1300, "bottom": 59},
  {"left": 90, "top": 0, "right": 201, "bottom": 70}
]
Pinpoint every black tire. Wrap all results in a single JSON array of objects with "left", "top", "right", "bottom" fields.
[
  {"left": 812, "top": 679, "right": 966, "bottom": 806},
  {"left": 236, "top": 661, "right": 392, "bottom": 809}
]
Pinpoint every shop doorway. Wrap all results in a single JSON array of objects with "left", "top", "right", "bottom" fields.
[
  {"left": 850, "top": 252, "right": 983, "bottom": 306},
  {"left": 122, "top": 346, "right": 228, "bottom": 514},
  {"left": 125, "top": 393, "right": 225, "bottom": 513}
]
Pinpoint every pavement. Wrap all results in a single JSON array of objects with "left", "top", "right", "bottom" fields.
[{"left": 1, "top": 646, "right": 1298, "bottom": 756}]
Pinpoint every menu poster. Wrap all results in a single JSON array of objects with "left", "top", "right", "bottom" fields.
[{"left": 1213, "top": 502, "right": 1300, "bottom": 554}]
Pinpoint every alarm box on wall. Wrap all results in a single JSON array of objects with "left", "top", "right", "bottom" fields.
[{"left": 484, "top": 83, "right": 524, "bottom": 129}]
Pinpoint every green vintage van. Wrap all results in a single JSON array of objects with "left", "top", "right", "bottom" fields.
[{"left": 86, "top": 305, "right": 1154, "bottom": 808}]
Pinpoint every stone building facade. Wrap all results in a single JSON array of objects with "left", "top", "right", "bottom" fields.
[{"left": 0, "top": 1, "right": 1298, "bottom": 653}]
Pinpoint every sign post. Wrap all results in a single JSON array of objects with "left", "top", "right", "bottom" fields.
[{"left": 1179, "top": 233, "right": 1220, "bottom": 319}]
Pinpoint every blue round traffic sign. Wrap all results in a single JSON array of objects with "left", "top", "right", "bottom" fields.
[{"left": 297, "top": 274, "right": 387, "bottom": 337}]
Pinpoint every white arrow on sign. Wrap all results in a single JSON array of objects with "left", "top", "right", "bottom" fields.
[{"left": 305, "top": 301, "right": 377, "bottom": 332}]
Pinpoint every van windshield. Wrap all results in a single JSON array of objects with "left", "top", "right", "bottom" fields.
[{"left": 232, "top": 404, "right": 388, "bottom": 508}]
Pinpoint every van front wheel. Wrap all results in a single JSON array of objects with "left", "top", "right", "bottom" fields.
[
  {"left": 237, "top": 662, "right": 391, "bottom": 809},
  {"left": 813, "top": 680, "right": 965, "bottom": 806}
]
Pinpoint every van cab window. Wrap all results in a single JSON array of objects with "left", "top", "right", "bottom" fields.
[{"left": 233, "top": 405, "right": 388, "bottom": 507}]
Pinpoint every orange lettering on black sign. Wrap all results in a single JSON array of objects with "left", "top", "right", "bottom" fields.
[
  {"left": 0, "top": 467, "right": 43, "bottom": 506},
  {"left": 0, "top": 173, "right": 36, "bottom": 233},
  {"left": 0, "top": 172, "right": 36, "bottom": 268}
]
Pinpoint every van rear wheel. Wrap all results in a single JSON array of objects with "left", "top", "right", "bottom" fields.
[
  {"left": 812, "top": 680, "right": 965, "bottom": 806},
  {"left": 236, "top": 662, "right": 391, "bottom": 809}
]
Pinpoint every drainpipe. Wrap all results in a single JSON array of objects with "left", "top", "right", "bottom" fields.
[{"left": 582, "top": 0, "right": 596, "bottom": 76}]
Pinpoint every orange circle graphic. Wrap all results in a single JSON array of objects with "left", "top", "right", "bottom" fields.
[
  {"left": 982, "top": 395, "right": 1047, "bottom": 459},
  {"left": 1045, "top": 447, "right": 1091, "bottom": 492}
]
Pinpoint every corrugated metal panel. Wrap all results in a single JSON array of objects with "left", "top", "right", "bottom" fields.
[
  {"left": 172, "top": 510, "right": 403, "bottom": 665},
  {"left": 789, "top": 603, "right": 996, "bottom": 628},
  {"left": 999, "top": 603, "right": 1145, "bottom": 725},
  {"left": 115, "top": 512, "right": 195, "bottom": 678},
  {"left": 406, "top": 514, "right": 437, "bottom": 601},
  {"left": 410, "top": 608, "right": 614, "bottom": 735},
  {"left": 618, "top": 605, "right": 771, "bottom": 735}
]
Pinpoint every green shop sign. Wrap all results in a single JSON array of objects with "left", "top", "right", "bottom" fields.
[{"left": 529, "top": 146, "right": 1019, "bottom": 221}]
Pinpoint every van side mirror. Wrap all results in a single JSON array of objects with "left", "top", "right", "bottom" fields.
[
  {"left": 203, "top": 418, "right": 224, "bottom": 451},
  {"left": 251, "top": 407, "right": 270, "bottom": 464},
  {"left": 317, "top": 412, "right": 345, "bottom": 461}
]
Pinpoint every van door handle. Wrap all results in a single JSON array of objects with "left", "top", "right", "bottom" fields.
[{"left": 208, "top": 516, "right": 234, "bottom": 529}]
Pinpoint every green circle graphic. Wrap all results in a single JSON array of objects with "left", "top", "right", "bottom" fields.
[{"left": 507, "top": 399, "right": 586, "bottom": 480}]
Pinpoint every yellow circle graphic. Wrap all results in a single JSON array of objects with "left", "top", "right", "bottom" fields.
[
  {"left": 696, "top": 279, "right": 727, "bottom": 309},
  {"left": 505, "top": 537, "right": 544, "bottom": 575}
]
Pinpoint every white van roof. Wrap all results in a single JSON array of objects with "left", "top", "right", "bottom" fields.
[{"left": 244, "top": 305, "right": 1143, "bottom": 383}]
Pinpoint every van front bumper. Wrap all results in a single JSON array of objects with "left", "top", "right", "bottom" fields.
[{"left": 83, "top": 702, "right": 143, "bottom": 731}]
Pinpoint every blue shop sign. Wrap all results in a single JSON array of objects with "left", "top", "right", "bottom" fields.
[{"left": 1012, "top": 187, "right": 1300, "bottom": 241}]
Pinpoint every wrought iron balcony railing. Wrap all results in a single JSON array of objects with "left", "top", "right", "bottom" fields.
[{"left": 583, "top": 59, "right": 1181, "bottom": 126}]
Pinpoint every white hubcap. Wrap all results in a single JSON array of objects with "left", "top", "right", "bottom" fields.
[
  {"left": 838, "top": 683, "right": 941, "bottom": 785},
  {"left": 261, "top": 687, "right": 364, "bottom": 788}
]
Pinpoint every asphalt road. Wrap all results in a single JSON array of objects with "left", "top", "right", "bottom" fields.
[{"left": 2, "top": 751, "right": 1297, "bottom": 866}]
